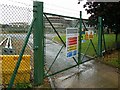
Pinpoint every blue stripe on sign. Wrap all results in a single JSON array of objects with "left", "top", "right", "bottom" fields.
[
  {"left": 67, "top": 52, "right": 72, "bottom": 57},
  {"left": 73, "top": 50, "right": 77, "bottom": 55}
]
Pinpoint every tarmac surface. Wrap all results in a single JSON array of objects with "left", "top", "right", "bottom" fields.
[{"left": 54, "top": 60, "right": 119, "bottom": 88}]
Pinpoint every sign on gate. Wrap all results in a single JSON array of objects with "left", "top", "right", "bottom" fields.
[
  {"left": 66, "top": 28, "right": 78, "bottom": 58},
  {"left": 85, "top": 30, "right": 94, "bottom": 40}
]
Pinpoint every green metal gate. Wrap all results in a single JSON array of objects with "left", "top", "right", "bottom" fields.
[{"left": 43, "top": 7, "right": 103, "bottom": 78}]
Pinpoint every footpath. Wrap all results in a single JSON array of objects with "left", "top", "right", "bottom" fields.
[{"left": 53, "top": 60, "right": 119, "bottom": 89}]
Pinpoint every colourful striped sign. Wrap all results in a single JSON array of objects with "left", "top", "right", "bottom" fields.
[{"left": 66, "top": 28, "right": 78, "bottom": 58}]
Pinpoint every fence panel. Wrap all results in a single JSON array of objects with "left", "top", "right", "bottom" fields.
[
  {"left": 44, "top": 13, "right": 80, "bottom": 77},
  {"left": 0, "top": 4, "right": 34, "bottom": 88}
]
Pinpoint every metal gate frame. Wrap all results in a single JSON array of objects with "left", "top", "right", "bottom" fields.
[{"left": 43, "top": 10, "right": 103, "bottom": 78}]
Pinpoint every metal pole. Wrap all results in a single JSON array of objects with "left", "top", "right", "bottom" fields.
[
  {"left": 98, "top": 17, "right": 102, "bottom": 57},
  {"left": 44, "top": 12, "right": 80, "bottom": 20},
  {"left": 33, "top": 1, "right": 44, "bottom": 85},
  {"left": 102, "top": 30, "right": 107, "bottom": 51},
  {"left": 90, "top": 39, "right": 98, "bottom": 55},
  {"left": 78, "top": 11, "right": 82, "bottom": 64},
  {"left": 81, "top": 40, "right": 91, "bottom": 61},
  {"left": 46, "top": 45, "right": 64, "bottom": 75}
]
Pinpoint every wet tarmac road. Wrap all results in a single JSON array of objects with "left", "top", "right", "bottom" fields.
[{"left": 54, "top": 60, "right": 119, "bottom": 88}]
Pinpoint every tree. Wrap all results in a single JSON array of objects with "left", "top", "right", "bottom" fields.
[
  {"left": 83, "top": 1, "right": 120, "bottom": 43},
  {"left": 83, "top": 2, "right": 120, "bottom": 31}
]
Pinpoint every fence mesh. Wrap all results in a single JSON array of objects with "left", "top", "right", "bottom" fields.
[
  {"left": 0, "top": 4, "right": 33, "bottom": 88},
  {"left": 44, "top": 14, "right": 78, "bottom": 77}
]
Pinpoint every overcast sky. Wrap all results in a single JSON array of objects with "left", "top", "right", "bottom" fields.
[{"left": 1, "top": 0, "right": 90, "bottom": 18}]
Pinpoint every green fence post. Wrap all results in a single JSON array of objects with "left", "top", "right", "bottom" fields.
[
  {"left": 78, "top": 11, "right": 82, "bottom": 64},
  {"left": 102, "top": 30, "right": 107, "bottom": 51},
  {"left": 33, "top": 1, "right": 44, "bottom": 85},
  {"left": 98, "top": 17, "right": 102, "bottom": 57}
]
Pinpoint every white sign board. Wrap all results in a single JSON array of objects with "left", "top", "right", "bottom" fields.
[{"left": 66, "top": 28, "right": 78, "bottom": 58}]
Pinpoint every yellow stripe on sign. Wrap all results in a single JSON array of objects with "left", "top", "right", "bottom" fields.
[
  {"left": 68, "top": 48, "right": 77, "bottom": 51},
  {"left": 67, "top": 45, "right": 77, "bottom": 51}
]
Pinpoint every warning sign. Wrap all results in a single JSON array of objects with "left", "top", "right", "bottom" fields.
[
  {"left": 66, "top": 28, "right": 78, "bottom": 58},
  {"left": 85, "top": 30, "right": 94, "bottom": 40}
]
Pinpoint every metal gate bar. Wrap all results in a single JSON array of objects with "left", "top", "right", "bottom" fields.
[
  {"left": 98, "top": 17, "right": 103, "bottom": 57},
  {"left": 90, "top": 39, "right": 98, "bottom": 55},
  {"left": 44, "top": 13, "right": 66, "bottom": 46},
  {"left": 82, "top": 40, "right": 91, "bottom": 61},
  {"left": 45, "top": 63, "right": 78, "bottom": 77},
  {"left": 45, "top": 45, "right": 64, "bottom": 75},
  {"left": 102, "top": 30, "right": 107, "bottom": 51},
  {"left": 45, "top": 57, "right": 96, "bottom": 78},
  {"left": 44, "top": 12, "right": 80, "bottom": 20},
  {"left": 8, "top": 18, "right": 36, "bottom": 89}
]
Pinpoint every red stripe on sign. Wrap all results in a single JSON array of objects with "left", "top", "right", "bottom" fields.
[
  {"left": 68, "top": 39, "right": 77, "bottom": 42},
  {"left": 68, "top": 37, "right": 77, "bottom": 41},
  {"left": 68, "top": 42, "right": 77, "bottom": 45},
  {"left": 68, "top": 38, "right": 77, "bottom": 42},
  {"left": 68, "top": 40, "right": 77, "bottom": 44}
]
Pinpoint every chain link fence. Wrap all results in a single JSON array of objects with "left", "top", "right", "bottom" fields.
[
  {"left": 0, "top": 4, "right": 34, "bottom": 88},
  {"left": 44, "top": 14, "right": 79, "bottom": 77}
]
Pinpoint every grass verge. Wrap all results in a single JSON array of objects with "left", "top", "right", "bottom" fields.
[{"left": 53, "top": 34, "right": 120, "bottom": 68}]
